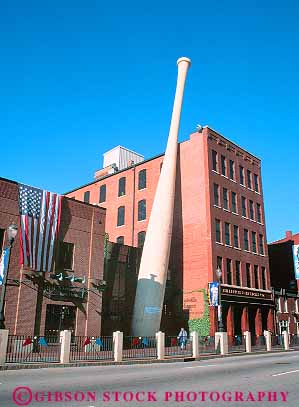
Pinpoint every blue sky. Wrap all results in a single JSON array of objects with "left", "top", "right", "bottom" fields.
[{"left": 0, "top": 0, "right": 298, "bottom": 242}]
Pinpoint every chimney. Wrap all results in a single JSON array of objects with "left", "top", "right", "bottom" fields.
[{"left": 285, "top": 230, "right": 292, "bottom": 238}]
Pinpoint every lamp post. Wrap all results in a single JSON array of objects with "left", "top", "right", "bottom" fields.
[
  {"left": 0, "top": 223, "right": 18, "bottom": 329},
  {"left": 216, "top": 267, "right": 224, "bottom": 332}
]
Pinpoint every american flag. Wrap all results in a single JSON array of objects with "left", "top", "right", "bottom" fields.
[{"left": 18, "top": 184, "right": 62, "bottom": 272}]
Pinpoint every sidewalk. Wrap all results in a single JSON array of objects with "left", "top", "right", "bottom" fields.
[{"left": 1, "top": 348, "right": 296, "bottom": 372}]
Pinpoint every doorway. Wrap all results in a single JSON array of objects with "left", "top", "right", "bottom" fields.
[{"left": 45, "top": 304, "right": 76, "bottom": 339}]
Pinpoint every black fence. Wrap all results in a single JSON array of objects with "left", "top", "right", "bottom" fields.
[
  {"left": 271, "top": 335, "right": 284, "bottom": 349},
  {"left": 251, "top": 335, "right": 266, "bottom": 351},
  {"left": 6, "top": 335, "right": 61, "bottom": 363},
  {"left": 228, "top": 335, "right": 246, "bottom": 353},
  {"left": 289, "top": 334, "right": 299, "bottom": 347},
  {"left": 123, "top": 336, "right": 157, "bottom": 359},
  {"left": 198, "top": 336, "right": 216, "bottom": 354},
  {"left": 165, "top": 336, "right": 193, "bottom": 357},
  {"left": 70, "top": 336, "right": 113, "bottom": 361}
]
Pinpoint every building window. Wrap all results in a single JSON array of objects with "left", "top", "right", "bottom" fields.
[
  {"left": 116, "top": 236, "right": 124, "bottom": 245},
  {"left": 254, "top": 265, "right": 259, "bottom": 289},
  {"left": 231, "top": 192, "right": 237, "bottom": 213},
  {"left": 57, "top": 242, "right": 74, "bottom": 271},
  {"left": 276, "top": 298, "right": 281, "bottom": 312},
  {"left": 239, "top": 166, "right": 244, "bottom": 185},
  {"left": 221, "top": 155, "right": 226, "bottom": 176},
  {"left": 254, "top": 174, "right": 259, "bottom": 193},
  {"left": 261, "top": 267, "right": 266, "bottom": 290},
  {"left": 249, "top": 200, "right": 254, "bottom": 220},
  {"left": 256, "top": 203, "right": 262, "bottom": 223},
  {"left": 99, "top": 185, "right": 106, "bottom": 203},
  {"left": 229, "top": 160, "right": 235, "bottom": 180},
  {"left": 259, "top": 234, "right": 264, "bottom": 255},
  {"left": 217, "top": 256, "right": 222, "bottom": 270},
  {"left": 160, "top": 162, "right": 163, "bottom": 172},
  {"left": 235, "top": 261, "right": 241, "bottom": 286},
  {"left": 212, "top": 150, "right": 218, "bottom": 172},
  {"left": 247, "top": 170, "right": 252, "bottom": 189},
  {"left": 118, "top": 177, "right": 126, "bottom": 197},
  {"left": 117, "top": 206, "right": 125, "bottom": 226},
  {"left": 252, "top": 232, "right": 257, "bottom": 253},
  {"left": 296, "top": 299, "right": 299, "bottom": 313},
  {"left": 138, "top": 169, "right": 146, "bottom": 190},
  {"left": 241, "top": 196, "right": 247, "bottom": 217},
  {"left": 225, "top": 222, "right": 230, "bottom": 245},
  {"left": 84, "top": 191, "right": 90, "bottom": 203},
  {"left": 0, "top": 229, "right": 4, "bottom": 252},
  {"left": 216, "top": 219, "right": 221, "bottom": 243},
  {"left": 223, "top": 188, "right": 229, "bottom": 210},
  {"left": 226, "top": 259, "right": 232, "bottom": 285},
  {"left": 213, "top": 184, "right": 220, "bottom": 206},
  {"left": 233, "top": 225, "right": 239, "bottom": 248},
  {"left": 138, "top": 231, "right": 146, "bottom": 248},
  {"left": 283, "top": 298, "right": 288, "bottom": 313},
  {"left": 244, "top": 229, "right": 249, "bottom": 251},
  {"left": 138, "top": 200, "right": 146, "bottom": 221},
  {"left": 246, "top": 263, "right": 251, "bottom": 287}
]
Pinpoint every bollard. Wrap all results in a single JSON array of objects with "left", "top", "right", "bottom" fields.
[
  {"left": 156, "top": 331, "right": 165, "bottom": 360},
  {"left": 60, "top": 330, "right": 71, "bottom": 364},
  {"left": 113, "top": 331, "right": 123, "bottom": 362},
  {"left": 265, "top": 331, "right": 272, "bottom": 351},
  {"left": 0, "top": 330, "right": 9, "bottom": 365},
  {"left": 191, "top": 331, "right": 199, "bottom": 359},
  {"left": 244, "top": 331, "right": 252, "bottom": 353},
  {"left": 283, "top": 331, "right": 289, "bottom": 351},
  {"left": 215, "top": 332, "right": 228, "bottom": 355}
]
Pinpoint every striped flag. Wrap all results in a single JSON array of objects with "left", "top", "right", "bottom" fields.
[{"left": 18, "top": 184, "right": 62, "bottom": 272}]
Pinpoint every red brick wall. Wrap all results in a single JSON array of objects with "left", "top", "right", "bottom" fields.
[{"left": 0, "top": 178, "right": 106, "bottom": 335}]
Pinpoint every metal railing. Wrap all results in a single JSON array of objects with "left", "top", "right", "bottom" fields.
[
  {"left": 70, "top": 336, "right": 113, "bottom": 361},
  {"left": 165, "top": 336, "right": 192, "bottom": 357},
  {"left": 123, "top": 336, "right": 157, "bottom": 359},
  {"left": 251, "top": 335, "right": 266, "bottom": 351},
  {"left": 6, "top": 335, "right": 61, "bottom": 363},
  {"left": 228, "top": 335, "right": 246, "bottom": 353},
  {"left": 271, "top": 334, "right": 284, "bottom": 349},
  {"left": 289, "top": 334, "right": 299, "bottom": 347},
  {"left": 198, "top": 336, "right": 216, "bottom": 354}
]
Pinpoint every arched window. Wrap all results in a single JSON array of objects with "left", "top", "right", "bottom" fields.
[
  {"left": 116, "top": 236, "right": 124, "bottom": 245},
  {"left": 117, "top": 206, "right": 125, "bottom": 226},
  {"left": 118, "top": 177, "right": 126, "bottom": 197},
  {"left": 99, "top": 185, "right": 106, "bottom": 203},
  {"left": 138, "top": 231, "right": 146, "bottom": 248},
  {"left": 138, "top": 200, "right": 146, "bottom": 221},
  {"left": 138, "top": 169, "right": 146, "bottom": 190}
]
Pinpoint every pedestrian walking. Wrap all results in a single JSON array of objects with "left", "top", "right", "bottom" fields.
[{"left": 177, "top": 328, "right": 188, "bottom": 350}]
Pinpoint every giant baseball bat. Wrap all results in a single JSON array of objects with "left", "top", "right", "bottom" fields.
[{"left": 131, "top": 57, "right": 191, "bottom": 336}]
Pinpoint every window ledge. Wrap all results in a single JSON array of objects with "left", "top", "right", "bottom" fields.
[
  {"left": 234, "top": 246, "right": 241, "bottom": 251},
  {"left": 249, "top": 218, "right": 256, "bottom": 223},
  {"left": 116, "top": 225, "right": 125, "bottom": 228},
  {"left": 214, "top": 204, "right": 222, "bottom": 209},
  {"left": 240, "top": 184, "right": 246, "bottom": 188},
  {"left": 117, "top": 194, "right": 126, "bottom": 198},
  {"left": 137, "top": 219, "right": 146, "bottom": 223},
  {"left": 255, "top": 191, "right": 261, "bottom": 195},
  {"left": 242, "top": 215, "right": 248, "bottom": 220},
  {"left": 248, "top": 187, "right": 254, "bottom": 192},
  {"left": 230, "top": 179, "right": 237, "bottom": 183},
  {"left": 225, "top": 244, "right": 233, "bottom": 248},
  {"left": 232, "top": 211, "right": 239, "bottom": 216},
  {"left": 216, "top": 241, "right": 224, "bottom": 246},
  {"left": 212, "top": 169, "right": 220, "bottom": 175},
  {"left": 221, "top": 174, "right": 229, "bottom": 179},
  {"left": 138, "top": 188, "right": 147, "bottom": 192},
  {"left": 223, "top": 208, "right": 230, "bottom": 212}
]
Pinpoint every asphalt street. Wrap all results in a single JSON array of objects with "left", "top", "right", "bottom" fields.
[{"left": 1, "top": 351, "right": 299, "bottom": 407}]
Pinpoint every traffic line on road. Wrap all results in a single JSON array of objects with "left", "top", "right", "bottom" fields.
[
  {"left": 185, "top": 365, "right": 216, "bottom": 369},
  {"left": 272, "top": 369, "right": 299, "bottom": 377}
]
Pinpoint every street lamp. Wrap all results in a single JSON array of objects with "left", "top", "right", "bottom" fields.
[
  {"left": 216, "top": 267, "right": 224, "bottom": 332},
  {"left": 0, "top": 223, "right": 18, "bottom": 329}
]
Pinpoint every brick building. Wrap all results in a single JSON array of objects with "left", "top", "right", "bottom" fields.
[
  {"left": 65, "top": 126, "right": 274, "bottom": 338},
  {"left": 0, "top": 177, "right": 106, "bottom": 337},
  {"left": 268, "top": 231, "right": 299, "bottom": 335}
]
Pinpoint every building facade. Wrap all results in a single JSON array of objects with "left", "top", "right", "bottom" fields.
[
  {"left": 66, "top": 126, "right": 274, "bottom": 338},
  {"left": 0, "top": 177, "right": 106, "bottom": 337},
  {"left": 268, "top": 231, "right": 299, "bottom": 335}
]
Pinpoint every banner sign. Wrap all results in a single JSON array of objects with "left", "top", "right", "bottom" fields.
[
  {"left": 144, "top": 306, "right": 160, "bottom": 314},
  {"left": 293, "top": 244, "right": 299, "bottom": 280},
  {"left": 208, "top": 282, "right": 219, "bottom": 307},
  {"left": 0, "top": 248, "right": 10, "bottom": 286}
]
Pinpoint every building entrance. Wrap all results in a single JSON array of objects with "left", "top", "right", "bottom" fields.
[{"left": 44, "top": 304, "right": 76, "bottom": 339}]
